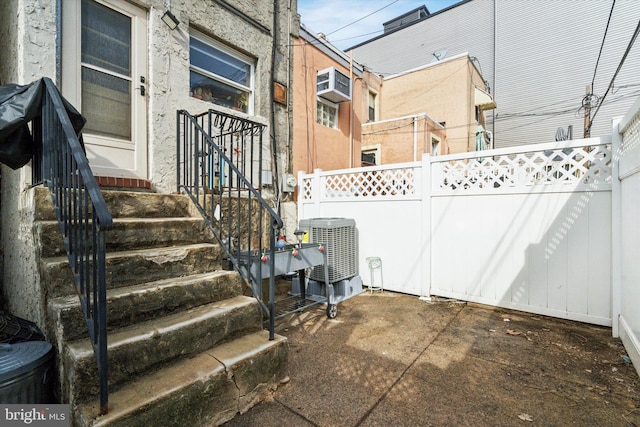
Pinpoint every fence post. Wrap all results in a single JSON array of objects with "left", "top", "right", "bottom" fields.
[
  {"left": 611, "top": 117, "right": 622, "bottom": 338},
  {"left": 312, "top": 168, "right": 323, "bottom": 217},
  {"left": 420, "top": 153, "right": 432, "bottom": 297}
]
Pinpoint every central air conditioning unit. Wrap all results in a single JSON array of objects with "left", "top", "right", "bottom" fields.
[
  {"left": 317, "top": 67, "right": 351, "bottom": 103},
  {"left": 298, "top": 218, "right": 363, "bottom": 304}
]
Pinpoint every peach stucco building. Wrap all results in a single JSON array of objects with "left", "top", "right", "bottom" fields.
[
  {"left": 292, "top": 25, "right": 495, "bottom": 184},
  {"left": 377, "top": 53, "right": 495, "bottom": 156},
  {"left": 292, "top": 25, "right": 382, "bottom": 176}
]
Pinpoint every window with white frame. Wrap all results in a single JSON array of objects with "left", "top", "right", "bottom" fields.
[
  {"left": 316, "top": 99, "right": 338, "bottom": 128},
  {"left": 368, "top": 91, "right": 377, "bottom": 122},
  {"left": 431, "top": 135, "right": 441, "bottom": 156},
  {"left": 189, "top": 31, "right": 254, "bottom": 113},
  {"left": 361, "top": 148, "right": 378, "bottom": 166}
]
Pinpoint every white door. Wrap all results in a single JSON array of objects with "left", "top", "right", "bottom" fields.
[{"left": 62, "top": 0, "right": 147, "bottom": 179}]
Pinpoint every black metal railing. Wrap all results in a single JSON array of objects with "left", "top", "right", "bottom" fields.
[
  {"left": 32, "top": 78, "right": 112, "bottom": 414},
  {"left": 177, "top": 109, "right": 283, "bottom": 339}
]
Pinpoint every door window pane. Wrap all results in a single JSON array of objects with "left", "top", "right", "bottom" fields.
[
  {"left": 82, "top": 67, "right": 132, "bottom": 139},
  {"left": 81, "top": 0, "right": 131, "bottom": 76},
  {"left": 81, "top": 0, "right": 132, "bottom": 139}
]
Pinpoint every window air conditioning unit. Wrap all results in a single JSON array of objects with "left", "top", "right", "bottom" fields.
[{"left": 317, "top": 67, "right": 351, "bottom": 103}]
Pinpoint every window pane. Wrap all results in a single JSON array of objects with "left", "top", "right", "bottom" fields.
[
  {"left": 334, "top": 70, "right": 350, "bottom": 94},
  {"left": 82, "top": 67, "right": 131, "bottom": 139},
  {"left": 190, "top": 70, "right": 249, "bottom": 113},
  {"left": 190, "top": 37, "right": 250, "bottom": 87},
  {"left": 317, "top": 72, "right": 329, "bottom": 92},
  {"left": 81, "top": 0, "right": 131, "bottom": 76},
  {"left": 316, "top": 101, "right": 337, "bottom": 128}
]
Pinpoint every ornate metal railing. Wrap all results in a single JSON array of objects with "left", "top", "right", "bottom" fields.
[
  {"left": 32, "top": 77, "right": 112, "bottom": 414},
  {"left": 177, "top": 109, "right": 283, "bottom": 339}
]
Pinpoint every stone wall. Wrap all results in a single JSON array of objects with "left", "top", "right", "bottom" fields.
[{"left": 0, "top": 0, "right": 57, "bottom": 324}]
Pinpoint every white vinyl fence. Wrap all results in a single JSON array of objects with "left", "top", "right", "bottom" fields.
[
  {"left": 299, "top": 97, "right": 640, "bottom": 378},
  {"left": 616, "top": 96, "right": 640, "bottom": 373},
  {"left": 430, "top": 139, "right": 612, "bottom": 326},
  {"left": 299, "top": 138, "right": 613, "bottom": 327}
]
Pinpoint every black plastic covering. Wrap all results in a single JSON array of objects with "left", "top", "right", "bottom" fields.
[{"left": 0, "top": 78, "right": 85, "bottom": 169}]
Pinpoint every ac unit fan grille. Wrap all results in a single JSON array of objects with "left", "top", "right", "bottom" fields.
[{"left": 300, "top": 218, "right": 357, "bottom": 283}]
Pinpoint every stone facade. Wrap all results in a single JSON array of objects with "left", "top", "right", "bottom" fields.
[{"left": 0, "top": 0, "right": 297, "bottom": 327}]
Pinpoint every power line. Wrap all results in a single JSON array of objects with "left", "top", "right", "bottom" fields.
[
  {"left": 589, "top": 16, "right": 640, "bottom": 132},
  {"left": 591, "top": 0, "right": 616, "bottom": 89},
  {"left": 323, "top": 0, "right": 400, "bottom": 37}
]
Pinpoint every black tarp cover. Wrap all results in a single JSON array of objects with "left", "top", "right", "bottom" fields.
[{"left": 0, "top": 78, "right": 86, "bottom": 169}]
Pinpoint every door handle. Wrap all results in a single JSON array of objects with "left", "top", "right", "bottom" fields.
[{"left": 139, "top": 76, "right": 146, "bottom": 96}]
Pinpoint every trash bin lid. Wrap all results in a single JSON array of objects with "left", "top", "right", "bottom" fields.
[{"left": 0, "top": 342, "right": 53, "bottom": 382}]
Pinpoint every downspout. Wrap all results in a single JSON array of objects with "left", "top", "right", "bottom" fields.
[
  {"left": 349, "top": 51, "right": 354, "bottom": 168},
  {"left": 413, "top": 115, "right": 418, "bottom": 161},
  {"left": 271, "top": 0, "right": 281, "bottom": 212},
  {"left": 286, "top": 0, "right": 293, "bottom": 174},
  {"left": 492, "top": 0, "right": 497, "bottom": 142},
  {"left": 55, "top": 0, "right": 62, "bottom": 87}
]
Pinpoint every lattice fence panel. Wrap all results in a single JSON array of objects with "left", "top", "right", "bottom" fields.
[
  {"left": 301, "top": 167, "right": 418, "bottom": 201},
  {"left": 622, "top": 110, "right": 640, "bottom": 153},
  {"left": 434, "top": 144, "right": 612, "bottom": 192},
  {"left": 302, "top": 176, "right": 313, "bottom": 201}
]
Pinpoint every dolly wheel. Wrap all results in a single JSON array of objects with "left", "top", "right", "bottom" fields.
[{"left": 326, "top": 304, "right": 338, "bottom": 319}]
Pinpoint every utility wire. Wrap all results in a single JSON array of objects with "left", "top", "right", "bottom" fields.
[
  {"left": 589, "top": 17, "right": 640, "bottom": 131},
  {"left": 324, "top": 0, "right": 400, "bottom": 37},
  {"left": 591, "top": 0, "right": 616, "bottom": 89}
]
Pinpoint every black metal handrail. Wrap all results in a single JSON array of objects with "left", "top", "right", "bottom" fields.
[
  {"left": 177, "top": 109, "right": 283, "bottom": 339},
  {"left": 32, "top": 78, "right": 112, "bottom": 414}
]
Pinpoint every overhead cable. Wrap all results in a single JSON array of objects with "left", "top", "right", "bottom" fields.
[
  {"left": 591, "top": 0, "right": 616, "bottom": 89},
  {"left": 324, "top": 0, "right": 400, "bottom": 37},
  {"left": 589, "top": 17, "right": 640, "bottom": 131}
]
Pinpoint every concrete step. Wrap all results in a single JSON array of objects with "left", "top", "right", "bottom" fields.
[
  {"left": 48, "top": 271, "right": 245, "bottom": 342},
  {"left": 43, "top": 243, "right": 224, "bottom": 298},
  {"left": 34, "top": 186, "right": 197, "bottom": 221},
  {"left": 74, "top": 330, "right": 288, "bottom": 427},
  {"left": 36, "top": 217, "right": 215, "bottom": 258},
  {"left": 64, "top": 295, "right": 263, "bottom": 403}
]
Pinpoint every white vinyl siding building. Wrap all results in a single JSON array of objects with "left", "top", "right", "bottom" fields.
[{"left": 349, "top": 0, "right": 640, "bottom": 148}]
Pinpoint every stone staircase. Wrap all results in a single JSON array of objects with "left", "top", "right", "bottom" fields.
[{"left": 34, "top": 187, "right": 289, "bottom": 426}]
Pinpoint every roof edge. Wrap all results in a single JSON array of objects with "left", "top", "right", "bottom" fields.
[{"left": 345, "top": 0, "right": 473, "bottom": 52}]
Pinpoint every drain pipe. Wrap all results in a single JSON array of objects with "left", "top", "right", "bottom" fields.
[
  {"left": 271, "top": 0, "right": 281, "bottom": 213},
  {"left": 349, "top": 51, "right": 354, "bottom": 168},
  {"left": 413, "top": 115, "right": 418, "bottom": 162}
]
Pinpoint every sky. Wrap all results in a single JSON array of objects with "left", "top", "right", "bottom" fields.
[{"left": 297, "top": 0, "right": 462, "bottom": 50}]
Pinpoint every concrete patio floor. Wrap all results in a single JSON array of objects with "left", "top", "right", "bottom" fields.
[{"left": 224, "top": 291, "right": 639, "bottom": 426}]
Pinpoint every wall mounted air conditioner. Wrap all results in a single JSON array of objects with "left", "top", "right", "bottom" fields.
[{"left": 317, "top": 67, "right": 351, "bottom": 103}]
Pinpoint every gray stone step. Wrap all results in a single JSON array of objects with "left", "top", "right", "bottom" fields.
[
  {"left": 74, "top": 330, "right": 288, "bottom": 427},
  {"left": 36, "top": 217, "right": 215, "bottom": 258},
  {"left": 34, "top": 186, "right": 197, "bottom": 221},
  {"left": 35, "top": 185, "right": 288, "bottom": 427},
  {"left": 48, "top": 271, "right": 245, "bottom": 342},
  {"left": 65, "top": 295, "right": 263, "bottom": 403},
  {"left": 43, "top": 243, "right": 223, "bottom": 298}
]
